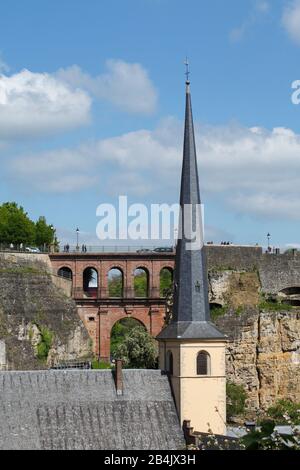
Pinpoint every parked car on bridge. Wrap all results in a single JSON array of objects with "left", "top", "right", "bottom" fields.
[
  {"left": 25, "top": 247, "right": 41, "bottom": 253},
  {"left": 153, "top": 247, "right": 174, "bottom": 253},
  {"left": 136, "top": 248, "right": 153, "bottom": 254}
]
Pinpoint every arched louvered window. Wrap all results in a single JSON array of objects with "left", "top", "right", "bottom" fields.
[
  {"left": 197, "top": 351, "right": 210, "bottom": 376},
  {"left": 166, "top": 350, "right": 173, "bottom": 375}
]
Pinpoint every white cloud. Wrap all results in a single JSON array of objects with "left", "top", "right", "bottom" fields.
[
  {"left": 0, "top": 69, "right": 91, "bottom": 139},
  {"left": 9, "top": 119, "right": 300, "bottom": 220},
  {"left": 229, "top": 0, "right": 270, "bottom": 42},
  {"left": 56, "top": 59, "right": 158, "bottom": 115},
  {"left": 282, "top": 0, "right": 300, "bottom": 45},
  {"left": 0, "top": 59, "right": 157, "bottom": 142}
]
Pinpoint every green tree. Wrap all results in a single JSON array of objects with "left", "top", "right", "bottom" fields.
[
  {"left": 113, "top": 326, "right": 158, "bottom": 369},
  {"left": 35, "top": 216, "right": 55, "bottom": 248},
  {"left": 111, "top": 318, "right": 143, "bottom": 358},
  {"left": 0, "top": 202, "right": 35, "bottom": 245},
  {"left": 0, "top": 202, "right": 56, "bottom": 249}
]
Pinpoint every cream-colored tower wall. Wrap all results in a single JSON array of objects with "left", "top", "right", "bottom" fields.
[
  {"left": 159, "top": 341, "right": 181, "bottom": 417},
  {"left": 159, "top": 340, "right": 226, "bottom": 435}
]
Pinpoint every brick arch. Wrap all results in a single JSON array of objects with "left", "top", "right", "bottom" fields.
[
  {"left": 107, "top": 266, "right": 125, "bottom": 298},
  {"left": 153, "top": 262, "right": 175, "bottom": 296},
  {"left": 132, "top": 265, "right": 151, "bottom": 282},
  {"left": 57, "top": 263, "right": 74, "bottom": 272},
  {"left": 110, "top": 315, "right": 147, "bottom": 333},
  {"left": 82, "top": 264, "right": 100, "bottom": 274},
  {"left": 57, "top": 265, "right": 74, "bottom": 281},
  {"left": 159, "top": 266, "right": 174, "bottom": 298},
  {"left": 132, "top": 266, "right": 150, "bottom": 298},
  {"left": 82, "top": 265, "right": 100, "bottom": 282},
  {"left": 160, "top": 264, "right": 174, "bottom": 271},
  {"left": 159, "top": 265, "right": 174, "bottom": 276},
  {"left": 83, "top": 266, "right": 99, "bottom": 297},
  {"left": 131, "top": 264, "right": 151, "bottom": 274},
  {"left": 106, "top": 262, "right": 126, "bottom": 272},
  {"left": 97, "top": 306, "right": 157, "bottom": 360}
]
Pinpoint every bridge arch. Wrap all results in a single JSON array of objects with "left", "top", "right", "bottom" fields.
[
  {"left": 83, "top": 267, "right": 99, "bottom": 297},
  {"left": 159, "top": 267, "right": 173, "bottom": 297},
  {"left": 108, "top": 267, "right": 124, "bottom": 298},
  {"left": 110, "top": 315, "right": 148, "bottom": 361},
  {"left": 57, "top": 266, "right": 73, "bottom": 281},
  {"left": 133, "top": 267, "right": 150, "bottom": 298},
  {"left": 111, "top": 315, "right": 147, "bottom": 333}
]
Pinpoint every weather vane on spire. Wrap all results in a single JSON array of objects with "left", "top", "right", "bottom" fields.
[{"left": 184, "top": 57, "right": 190, "bottom": 83}]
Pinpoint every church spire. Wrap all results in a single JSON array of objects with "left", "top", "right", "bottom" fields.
[{"left": 157, "top": 70, "right": 224, "bottom": 340}]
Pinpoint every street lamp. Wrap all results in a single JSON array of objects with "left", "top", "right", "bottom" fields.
[
  {"left": 48, "top": 224, "right": 54, "bottom": 253},
  {"left": 76, "top": 228, "right": 80, "bottom": 251},
  {"left": 267, "top": 233, "right": 271, "bottom": 252}
]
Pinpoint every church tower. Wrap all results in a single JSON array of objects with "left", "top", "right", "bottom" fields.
[{"left": 157, "top": 72, "right": 227, "bottom": 435}]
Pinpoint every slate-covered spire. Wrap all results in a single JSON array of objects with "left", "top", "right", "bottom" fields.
[{"left": 157, "top": 77, "right": 224, "bottom": 340}]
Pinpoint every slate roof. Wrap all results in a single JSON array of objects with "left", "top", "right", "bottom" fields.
[
  {"left": 157, "top": 81, "right": 225, "bottom": 341},
  {"left": 156, "top": 321, "right": 226, "bottom": 341},
  {"left": 0, "top": 370, "right": 185, "bottom": 450}
]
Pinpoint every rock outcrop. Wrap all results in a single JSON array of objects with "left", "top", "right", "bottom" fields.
[
  {"left": 0, "top": 253, "right": 92, "bottom": 370},
  {"left": 209, "top": 270, "right": 300, "bottom": 413}
]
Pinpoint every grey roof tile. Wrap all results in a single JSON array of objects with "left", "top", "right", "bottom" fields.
[{"left": 0, "top": 370, "right": 185, "bottom": 450}]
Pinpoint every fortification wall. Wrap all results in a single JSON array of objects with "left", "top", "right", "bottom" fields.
[
  {"left": 0, "top": 253, "right": 91, "bottom": 370},
  {"left": 206, "top": 246, "right": 300, "bottom": 294},
  {"left": 205, "top": 245, "right": 262, "bottom": 271},
  {"left": 258, "top": 253, "right": 300, "bottom": 293}
]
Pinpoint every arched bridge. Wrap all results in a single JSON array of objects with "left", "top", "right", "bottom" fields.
[{"left": 50, "top": 251, "right": 175, "bottom": 361}]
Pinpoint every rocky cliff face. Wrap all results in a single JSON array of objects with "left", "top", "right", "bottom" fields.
[
  {"left": 0, "top": 253, "right": 92, "bottom": 370},
  {"left": 209, "top": 270, "right": 300, "bottom": 413}
]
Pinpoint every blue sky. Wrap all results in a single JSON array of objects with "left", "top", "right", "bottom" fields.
[{"left": 1, "top": 0, "right": 300, "bottom": 248}]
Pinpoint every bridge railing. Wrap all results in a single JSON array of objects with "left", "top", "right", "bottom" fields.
[
  {"left": 59, "top": 245, "right": 174, "bottom": 254},
  {"left": 73, "top": 286, "right": 165, "bottom": 300},
  {"left": 0, "top": 243, "right": 175, "bottom": 255}
]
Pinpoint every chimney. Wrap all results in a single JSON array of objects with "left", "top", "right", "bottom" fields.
[{"left": 115, "top": 359, "right": 123, "bottom": 395}]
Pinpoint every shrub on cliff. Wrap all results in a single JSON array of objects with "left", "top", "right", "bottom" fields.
[
  {"left": 37, "top": 327, "right": 54, "bottom": 361},
  {"left": 226, "top": 382, "right": 247, "bottom": 419}
]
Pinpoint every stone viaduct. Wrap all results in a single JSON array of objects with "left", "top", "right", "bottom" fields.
[
  {"left": 50, "top": 251, "right": 174, "bottom": 361},
  {"left": 50, "top": 245, "right": 300, "bottom": 361}
]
